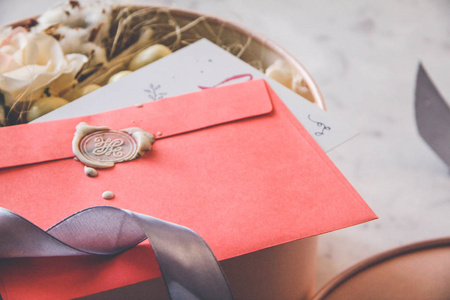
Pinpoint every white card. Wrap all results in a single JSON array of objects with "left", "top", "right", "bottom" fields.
[{"left": 34, "top": 39, "right": 357, "bottom": 152}]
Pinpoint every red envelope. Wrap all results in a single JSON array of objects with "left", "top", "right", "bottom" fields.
[{"left": 0, "top": 79, "right": 376, "bottom": 299}]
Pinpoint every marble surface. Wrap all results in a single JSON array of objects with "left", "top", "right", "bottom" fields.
[{"left": 1, "top": 0, "right": 449, "bottom": 293}]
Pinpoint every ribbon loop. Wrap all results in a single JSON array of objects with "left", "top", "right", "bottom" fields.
[{"left": 0, "top": 206, "right": 234, "bottom": 300}]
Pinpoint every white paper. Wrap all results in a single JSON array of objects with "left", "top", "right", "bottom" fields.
[{"left": 34, "top": 39, "right": 357, "bottom": 152}]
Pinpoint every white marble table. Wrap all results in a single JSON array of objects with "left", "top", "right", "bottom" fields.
[{"left": 1, "top": 0, "right": 449, "bottom": 292}]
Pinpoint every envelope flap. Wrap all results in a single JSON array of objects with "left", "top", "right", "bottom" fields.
[{"left": 0, "top": 79, "right": 273, "bottom": 170}]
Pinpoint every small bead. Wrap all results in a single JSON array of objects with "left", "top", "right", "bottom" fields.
[
  {"left": 102, "top": 191, "right": 115, "bottom": 200},
  {"left": 84, "top": 166, "right": 98, "bottom": 177}
]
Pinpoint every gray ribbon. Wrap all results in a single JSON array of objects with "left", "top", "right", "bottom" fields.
[
  {"left": 415, "top": 63, "right": 450, "bottom": 168},
  {"left": 0, "top": 206, "right": 234, "bottom": 300}
]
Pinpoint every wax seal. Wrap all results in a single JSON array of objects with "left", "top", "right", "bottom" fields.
[{"left": 73, "top": 122, "right": 155, "bottom": 169}]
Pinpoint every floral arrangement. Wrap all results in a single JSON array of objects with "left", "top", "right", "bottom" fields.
[{"left": 0, "top": 0, "right": 308, "bottom": 126}]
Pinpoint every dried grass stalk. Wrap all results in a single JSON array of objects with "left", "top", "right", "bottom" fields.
[{"left": 73, "top": 6, "right": 261, "bottom": 89}]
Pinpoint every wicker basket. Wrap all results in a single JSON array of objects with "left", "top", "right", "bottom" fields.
[{"left": 10, "top": 5, "right": 326, "bottom": 111}]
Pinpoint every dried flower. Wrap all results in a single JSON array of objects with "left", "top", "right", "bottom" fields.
[{"left": 33, "top": 0, "right": 112, "bottom": 65}]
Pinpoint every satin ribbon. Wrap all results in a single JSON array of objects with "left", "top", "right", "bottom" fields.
[
  {"left": 0, "top": 206, "right": 234, "bottom": 300},
  {"left": 415, "top": 63, "right": 450, "bottom": 168}
]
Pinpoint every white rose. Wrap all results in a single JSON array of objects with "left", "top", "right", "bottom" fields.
[{"left": 0, "top": 27, "right": 87, "bottom": 106}]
